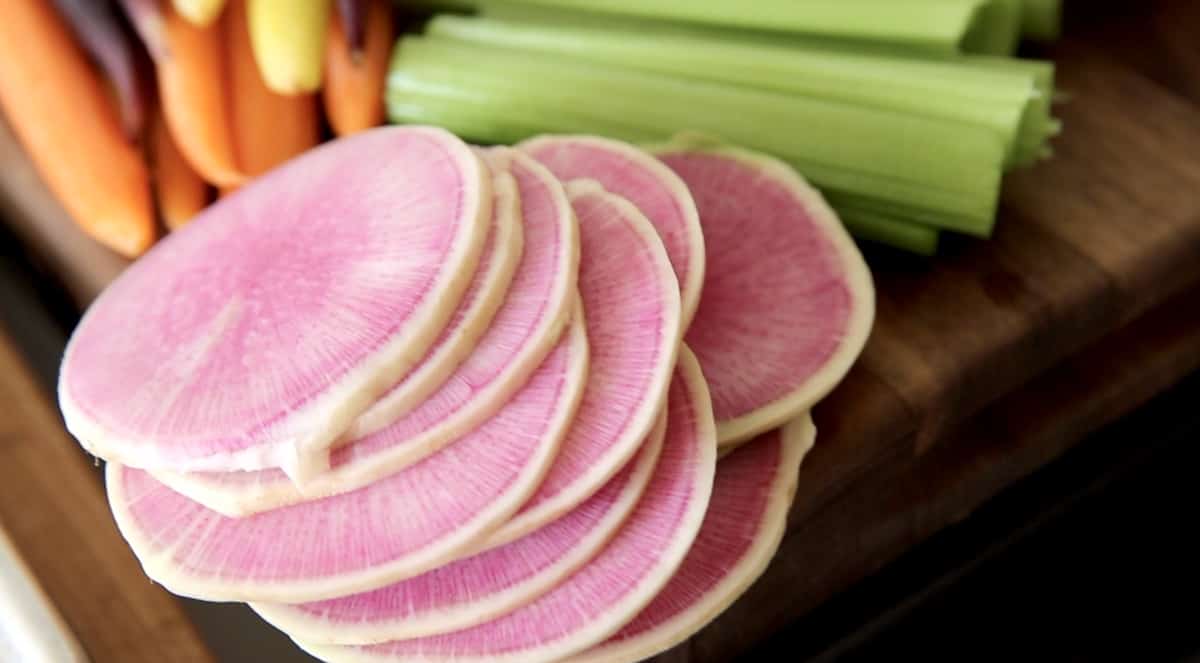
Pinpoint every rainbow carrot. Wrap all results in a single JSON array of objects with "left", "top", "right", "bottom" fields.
[
  {"left": 149, "top": 108, "right": 208, "bottom": 231},
  {"left": 323, "top": 0, "right": 393, "bottom": 136},
  {"left": 0, "top": 0, "right": 154, "bottom": 257},
  {"left": 225, "top": 0, "right": 319, "bottom": 176},
  {"left": 157, "top": 3, "right": 246, "bottom": 187}
]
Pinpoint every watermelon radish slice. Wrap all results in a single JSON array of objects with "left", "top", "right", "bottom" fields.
[
  {"left": 147, "top": 148, "right": 580, "bottom": 517},
  {"left": 341, "top": 159, "right": 526, "bottom": 434},
  {"left": 520, "top": 134, "right": 705, "bottom": 330},
  {"left": 653, "top": 137, "right": 874, "bottom": 447},
  {"left": 481, "top": 179, "right": 682, "bottom": 549},
  {"left": 104, "top": 316, "right": 589, "bottom": 603},
  {"left": 59, "top": 126, "right": 492, "bottom": 480},
  {"left": 252, "top": 409, "right": 667, "bottom": 645},
  {"left": 569, "top": 415, "right": 816, "bottom": 663},
  {"left": 299, "top": 347, "right": 716, "bottom": 663}
]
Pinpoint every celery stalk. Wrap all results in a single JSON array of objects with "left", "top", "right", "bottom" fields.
[
  {"left": 391, "top": 36, "right": 1006, "bottom": 231},
  {"left": 961, "top": 0, "right": 1023, "bottom": 55},
  {"left": 428, "top": 14, "right": 1036, "bottom": 164},
  {"left": 1020, "top": 0, "right": 1062, "bottom": 41},
  {"left": 837, "top": 206, "right": 941, "bottom": 255},
  {"left": 456, "top": 0, "right": 993, "bottom": 55}
]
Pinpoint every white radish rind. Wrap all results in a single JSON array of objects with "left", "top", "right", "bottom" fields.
[
  {"left": 152, "top": 162, "right": 525, "bottom": 515},
  {"left": 253, "top": 409, "right": 667, "bottom": 645},
  {"left": 104, "top": 315, "right": 589, "bottom": 604},
  {"left": 652, "top": 137, "right": 875, "bottom": 448},
  {"left": 520, "top": 134, "right": 705, "bottom": 331},
  {"left": 567, "top": 414, "right": 816, "bottom": 663},
  {"left": 300, "top": 347, "right": 716, "bottom": 663},
  {"left": 59, "top": 126, "right": 492, "bottom": 481},
  {"left": 143, "top": 147, "right": 581, "bottom": 517},
  {"left": 482, "top": 179, "right": 683, "bottom": 549}
]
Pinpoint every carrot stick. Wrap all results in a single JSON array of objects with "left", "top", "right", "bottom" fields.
[
  {"left": 157, "top": 3, "right": 246, "bottom": 187},
  {"left": 226, "top": 0, "right": 319, "bottom": 176},
  {"left": 149, "top": 107, "right": 208, "bottom": 231},
  {"left": 0, "top": 0, "right": 154, "bottom": 257},
  {"left": 323, "top": 0, "right": 393, "bottom": 136}
]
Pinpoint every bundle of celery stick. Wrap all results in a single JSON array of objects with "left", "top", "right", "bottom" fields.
[{"left": 387, "top": 0, "right": 1063, "bottom": 254}]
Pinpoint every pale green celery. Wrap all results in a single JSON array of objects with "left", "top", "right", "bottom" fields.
[
  {"left": 1020, "top": 0, "right": 1062, "bottom": 41},
  {"left": 389, "top": 68, "right": 999, "bottom": 235},
  {"left": 394, "top": 37, "right": 1005, "bottom": 226},
  {"left": 837, "top": 206, "right": 941, "bottom": 255},
  {"left": 961, "top": 0, "right": 1023, "bottom": 55},
  {"left": 428, "top": 14, "right": 1034, "bottom": 162},
  {"left": 465, "top": 0, "right": 994, "bottom": 54},
  {"left": 963, "top": 55, "right": 1057, "bottom": 165}
]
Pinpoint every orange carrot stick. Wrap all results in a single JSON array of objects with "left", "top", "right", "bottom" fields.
[
  {"left": 323, "top": 0, "right": 393, "bottom": 136},
  {"left": 157, "top": 3, "right": 246, "bottom": 187},
  {"left": 150, "top": 108, "right": 208, "bottom": 231},
  {"left": 226, "top": 0, "right": 319, "bottom": 176},
  {"left": 0, "top": 0, "right": 154, "bottom": 257}
]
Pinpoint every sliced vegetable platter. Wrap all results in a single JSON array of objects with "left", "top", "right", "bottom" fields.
[
  {"left": 1, "top": 0, "right": 1060, "bottom": 257},
  {"left": 59, "top": 125, "right": 871, "bottom": 662}
]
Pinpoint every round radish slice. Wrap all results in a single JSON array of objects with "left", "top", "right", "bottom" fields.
[
  {"left": 481, "top": 179, "right": 681, "bottom": 549},
  {"left": 104, "top": 316, "right": 589, "bottom": 604},
  {"left": 654, "top": 139, "right": 874, "bottom": 447},
  {"left": 252, "top": 409, "right": 667, "bottom": 645},
  {"left": 300, "top": 347, "right": 715, "bottom": 663},
  {"left": 520, "top": 134, "right": 704, "bottom": 330},
  {"left": 349, "top": 159, "right": 526, "bottom": 433},
  {"left": 147, "top": 148, "right": 580, "bottom": 517},
  {"left": 569, "top": 415, "right": 816, "bottom": 663},
  {"left": 59, "top": 126, "right": 492, "bottom": 480}
]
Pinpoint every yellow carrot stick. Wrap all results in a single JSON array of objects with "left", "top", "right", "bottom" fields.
[{"left": 226, "top": 0, "right": 320, "bottom": 176}]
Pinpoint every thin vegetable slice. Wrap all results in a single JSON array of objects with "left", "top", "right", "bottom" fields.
[
  {"left": 569, "top": 415, "right": 816, "bottom": 663},
  {"left": 653, "top": 137, "right": 874, "bottom": 447},
  {"left": 105, "top": 315, "right": 588, "bottom": 604},
  {"left": 153, "top": 160, "right": 522, "bottom": 511},
  {"left": 253, "top": 409, "right": 666, "bottom": 644},
  {"left": 300, "top": 346, "right": 715, "bottom": 663},
  {"left": 148, "top": 148, "right": 573, "bottom": 516},
  {"left": 482, "top": 179, "right": 681, "bottom": 549},
  {"left": 59, "top": 127, "right": 492, "bottom": 480},
  {"left": 520, "top": 134, "right": 704, "bottom": 329}
]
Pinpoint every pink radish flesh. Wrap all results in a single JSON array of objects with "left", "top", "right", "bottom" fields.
[
  {"left": 520, "top": 135, "right": 704, "bottom": 329},
  {"left": 301, "top": 348, "right": 716, "bottom": 663},
  {"left": 572, "top": 415, "right": 816, "bottom": 663},
  {"left": 253, "top": 411, "right": 666, "bottom": 644},
  {"left": 656, "top": 145, "right": 873, "bottom": 446},
  {"left": 483, "top": 180, "right": 682, "bottom": 548},
  {"left": 148, "top": 148, "right": 578, "bottom": 517},
  {"left": 105, "top": 319, "right": 588, "bottom": 604},
  {"left": 59, "top": 126, "right": 490, "bottom": 478},
  {"left": 350, "top": 163, "right": 524, "bottom": 433}
]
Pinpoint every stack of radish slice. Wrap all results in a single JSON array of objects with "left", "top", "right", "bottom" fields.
[{"left": 58, "top": 126, "right": 873, "bottom": 662}]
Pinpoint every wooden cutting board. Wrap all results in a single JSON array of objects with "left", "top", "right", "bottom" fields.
[{"left": 0, "top": 1, "right": 1198, "bottom": 661}]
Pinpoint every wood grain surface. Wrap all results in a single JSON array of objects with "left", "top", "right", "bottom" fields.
[
  {"left": 0, "top": 1, "right": 1198, "bottom": 662},
  {"left": 0, "top": 331, "right": 214, "bottom": 662}
]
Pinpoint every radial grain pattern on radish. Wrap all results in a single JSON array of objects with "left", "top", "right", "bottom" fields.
[
  {"left": 301, "top": 347, "right": 716, "bottom": 663},
  {"left": 58, "top": 126, "right": 493, "bottom": 480},
  {"left": 482, "top": 178, "right": 682, "bottom": 549},
  {"left": 654, "top": 138, "right": 874, "bottom": 448},
  {"left": 105, "top": 317, "right": 589, "bottom": 604},
  {"left": 520, "top": 134, "right": 705, "bottom": 331},
  {"left": 570, "top": 414, "right": 817, "bottom": 663},
  {"left": 150, "top": 147, "right": 580, "bottom": 517},
  {"left": 254, "top": 409, "right": 666, "bottom": 645}
]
